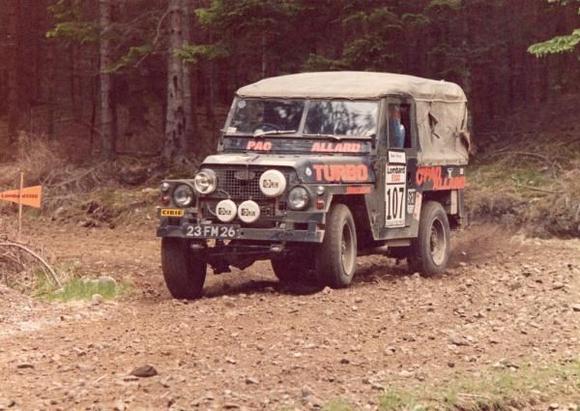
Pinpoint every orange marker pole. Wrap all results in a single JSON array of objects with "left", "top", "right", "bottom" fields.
[{"left": 17, "top": 171, "right": 23, "bottom": 241}]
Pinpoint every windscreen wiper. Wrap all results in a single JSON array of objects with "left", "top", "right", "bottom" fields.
[
  {"left": 253, "top": 129, "right": 297, "bottom": 137},
  {"left": 310, "top": 132, "right": 374, "bottom": 141},
  {"left": 312, "top": 133, "right": 343, "bottom": 141}
]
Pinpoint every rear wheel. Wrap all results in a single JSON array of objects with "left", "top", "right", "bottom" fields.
[
  {"left": 316, "top": 204, "right": 357, "bottom": 288},
  {"left": 408, "top": 201, "right": 450, "bottom": 275},
  {"left": 161, "top": 238, "right": 207, "bottom": 299}
]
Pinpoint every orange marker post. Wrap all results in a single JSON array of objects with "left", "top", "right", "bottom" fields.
[
  {"left": 18, "top": 172, "right": 23, "bottom": 241},
  {"left": 0, "top": 174, "right": 43, "bottom": 241}
]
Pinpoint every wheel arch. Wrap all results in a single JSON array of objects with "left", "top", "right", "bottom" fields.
[
  {"left": 422, "top": 189, "right": 464, "bottom": 229},
  {"left": 328, "top": 194, "right": 374, "bottom": 250}
]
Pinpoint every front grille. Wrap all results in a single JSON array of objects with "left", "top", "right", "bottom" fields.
[{"left": 214, "top": 167, "right": 290, "bottom": 200}]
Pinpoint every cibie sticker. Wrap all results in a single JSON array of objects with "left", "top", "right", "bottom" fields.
[{"left": 388, "top": 151, "right": 406, "bottom": 164}]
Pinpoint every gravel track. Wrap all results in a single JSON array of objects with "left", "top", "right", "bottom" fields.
[{"left": 0, "top": 223, "right": 578, "bottom": 410}]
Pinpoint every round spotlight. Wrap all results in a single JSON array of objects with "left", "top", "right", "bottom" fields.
[
  {"left": 259, "top": 169, "right": 287, "bottom": 197},
  {"left": 215, "top": 199, "right": 237, "bottom": 223},
  {"left": 237, "top": 200, "right": 261, "bottom": 224}
]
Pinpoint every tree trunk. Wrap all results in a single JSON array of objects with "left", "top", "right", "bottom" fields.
[
  {"left": 7, "top": 0, "right": 21, "bottom": 145},
  {"left": 163, "top": 0, "right": 189, "bottom": 164},
  {"left": 99, "top": 0, "right": 115, "bottom": 159},
  {"left": 181, "top": 0, "right": 194, "bottom": 149}
]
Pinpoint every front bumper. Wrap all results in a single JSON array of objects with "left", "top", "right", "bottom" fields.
[{"left": 157, "top": 223, "right": 324, "bottom": 242}]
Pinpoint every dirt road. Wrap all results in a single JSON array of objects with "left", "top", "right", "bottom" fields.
[{"left": 0, "top": 223, "right": 578, "bottom": 410}]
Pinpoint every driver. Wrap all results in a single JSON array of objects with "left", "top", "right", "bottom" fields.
[{"left": 388, "top": 105, "right": 405, "bottom": 148}]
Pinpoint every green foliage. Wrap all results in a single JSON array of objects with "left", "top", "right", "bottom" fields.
[
  {"left": 106, "top": 45, "right": 152, "bottom": 73},
  {"left": 302, "top": 54, "right": 349, "bottom": 71},
  {"left": 401, "top": 13, "right": 431, "bottom": 27},
  {"left": 175, "top": 43, "right": 229, "bottom": 64},
  {"left": 528, "top": 28, "right": 580, "bottom": 56},
  {"left": 426, "top": 0, "right": 462, "bottom": 12},
  {"left": 39, "top": 277, "right": 129, "bottom": 302},
  {"left": 46, "top": 0, "right": 97, "bottom": 43},
  {"left": 196, "top": 0, "right": 300, "bottom": 32},
  {"left": 321, "top": 399, "right": 353, "bottom": 411},
  {"left": 376, "top": 360, "right": 580, "bottom": 410},
  {"left": 379, "top": 389, "right": 425, "bottom": 411},
  {"left": 46, "top": 21, "right": 98, "bottom": 43}
]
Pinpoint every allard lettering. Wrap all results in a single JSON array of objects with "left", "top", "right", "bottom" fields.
[{"left": 311, "top": 142, "right": 362, "bottom": 153}]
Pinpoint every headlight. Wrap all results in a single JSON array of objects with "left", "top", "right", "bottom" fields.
[
  {"left": 259, "top": 169, "right": 287, "bottom": 197},
  {"left": 288, "top": 186, "right": 310, "bottom": 210},
  {"left": 173, "top": 184, "right": 194, "bottom": 207},
  {"left": 193, "top": 169, "right": 217, "bottom": 195}
]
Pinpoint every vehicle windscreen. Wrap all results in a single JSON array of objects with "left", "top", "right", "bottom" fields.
[
  {"left": 228, "top": 99, "right": 305, "bottom": 135},
  {"left": 304, "top": 101, "right": 377, "bottom": 137},
  {"left": 226, "top": 98, "right": 378, "bottom": 138}
]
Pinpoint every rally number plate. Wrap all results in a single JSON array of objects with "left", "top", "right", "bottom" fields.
[{"left": 183, "top": 224, "right": 239, "bottom": 239}]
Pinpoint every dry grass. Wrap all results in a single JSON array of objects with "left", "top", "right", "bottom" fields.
[
  {"left": 375, "top": 359, "right": 580, "bottom": 411},
  {"left": 467, "top": 99, "right": 580, "bottom": 238},
  {"left": 0, "top": 131, "right": 65, "bottom": 188},
  {"left": 0, "top": 132, "right": 161, "bottom": 226}
]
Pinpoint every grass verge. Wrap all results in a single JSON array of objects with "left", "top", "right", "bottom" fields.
[
  {"left": 322, "top": 359, "right": 579, "bottom": 411},
  {"left": 35, "top": 274, "right": 130, "bottom": 302}
]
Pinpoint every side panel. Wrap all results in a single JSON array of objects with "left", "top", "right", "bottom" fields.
[{"left": 366, "top": 96, "right": 422, "bottom": 241}]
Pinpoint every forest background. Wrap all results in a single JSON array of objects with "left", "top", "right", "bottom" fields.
[{"left": 0, "top": 0, "right": 578, "bottom": 236}]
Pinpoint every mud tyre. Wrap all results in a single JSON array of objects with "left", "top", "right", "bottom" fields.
[
  {"left": 408, "top": 201, "right": 450, "bottom": 276},
  {"left": 316, "top": 204, "right": 357, "bottom": 288},
  {"left": 161, "top": 238, "right": 207, "bottom": 299}
]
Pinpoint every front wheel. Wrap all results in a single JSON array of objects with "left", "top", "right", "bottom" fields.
[
  {"left": 408, "top": 201, "right": 450, "bottom": 275},
  {"left": 161, "top": 238, "right": 207, "bottom": 299},
  {"left": 316, "top": 204, "right": 358, "bottom": 288}
]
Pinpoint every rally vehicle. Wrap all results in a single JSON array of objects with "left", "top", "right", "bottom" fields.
[{"left": 157, "top": 72, "right": 471, "bottom": 299}]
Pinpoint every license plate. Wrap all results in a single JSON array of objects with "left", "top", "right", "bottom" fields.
[
  {"left": 160, "top": 208, "right": 184, "bottom": 217},
  {"left": 183, "top": 224, "right": 239, "bottom": 239}
]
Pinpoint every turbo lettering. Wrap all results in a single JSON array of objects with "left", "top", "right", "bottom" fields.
[
  {"left": 416, "top": 167, "right": 466, "bottom": 190},
  {"left": 311, "top": 142, "right": 362, "bottom": 153},
  {"left": 312, "top": 164, "right": 369, "bottom": 182},
  {"left": 246, "top": 140, "right": 272, "bottom": 151}
]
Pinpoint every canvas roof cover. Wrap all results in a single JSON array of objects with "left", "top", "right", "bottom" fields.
[{"left": 236, "top": 71, "right": 467, "bottom": 102}]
